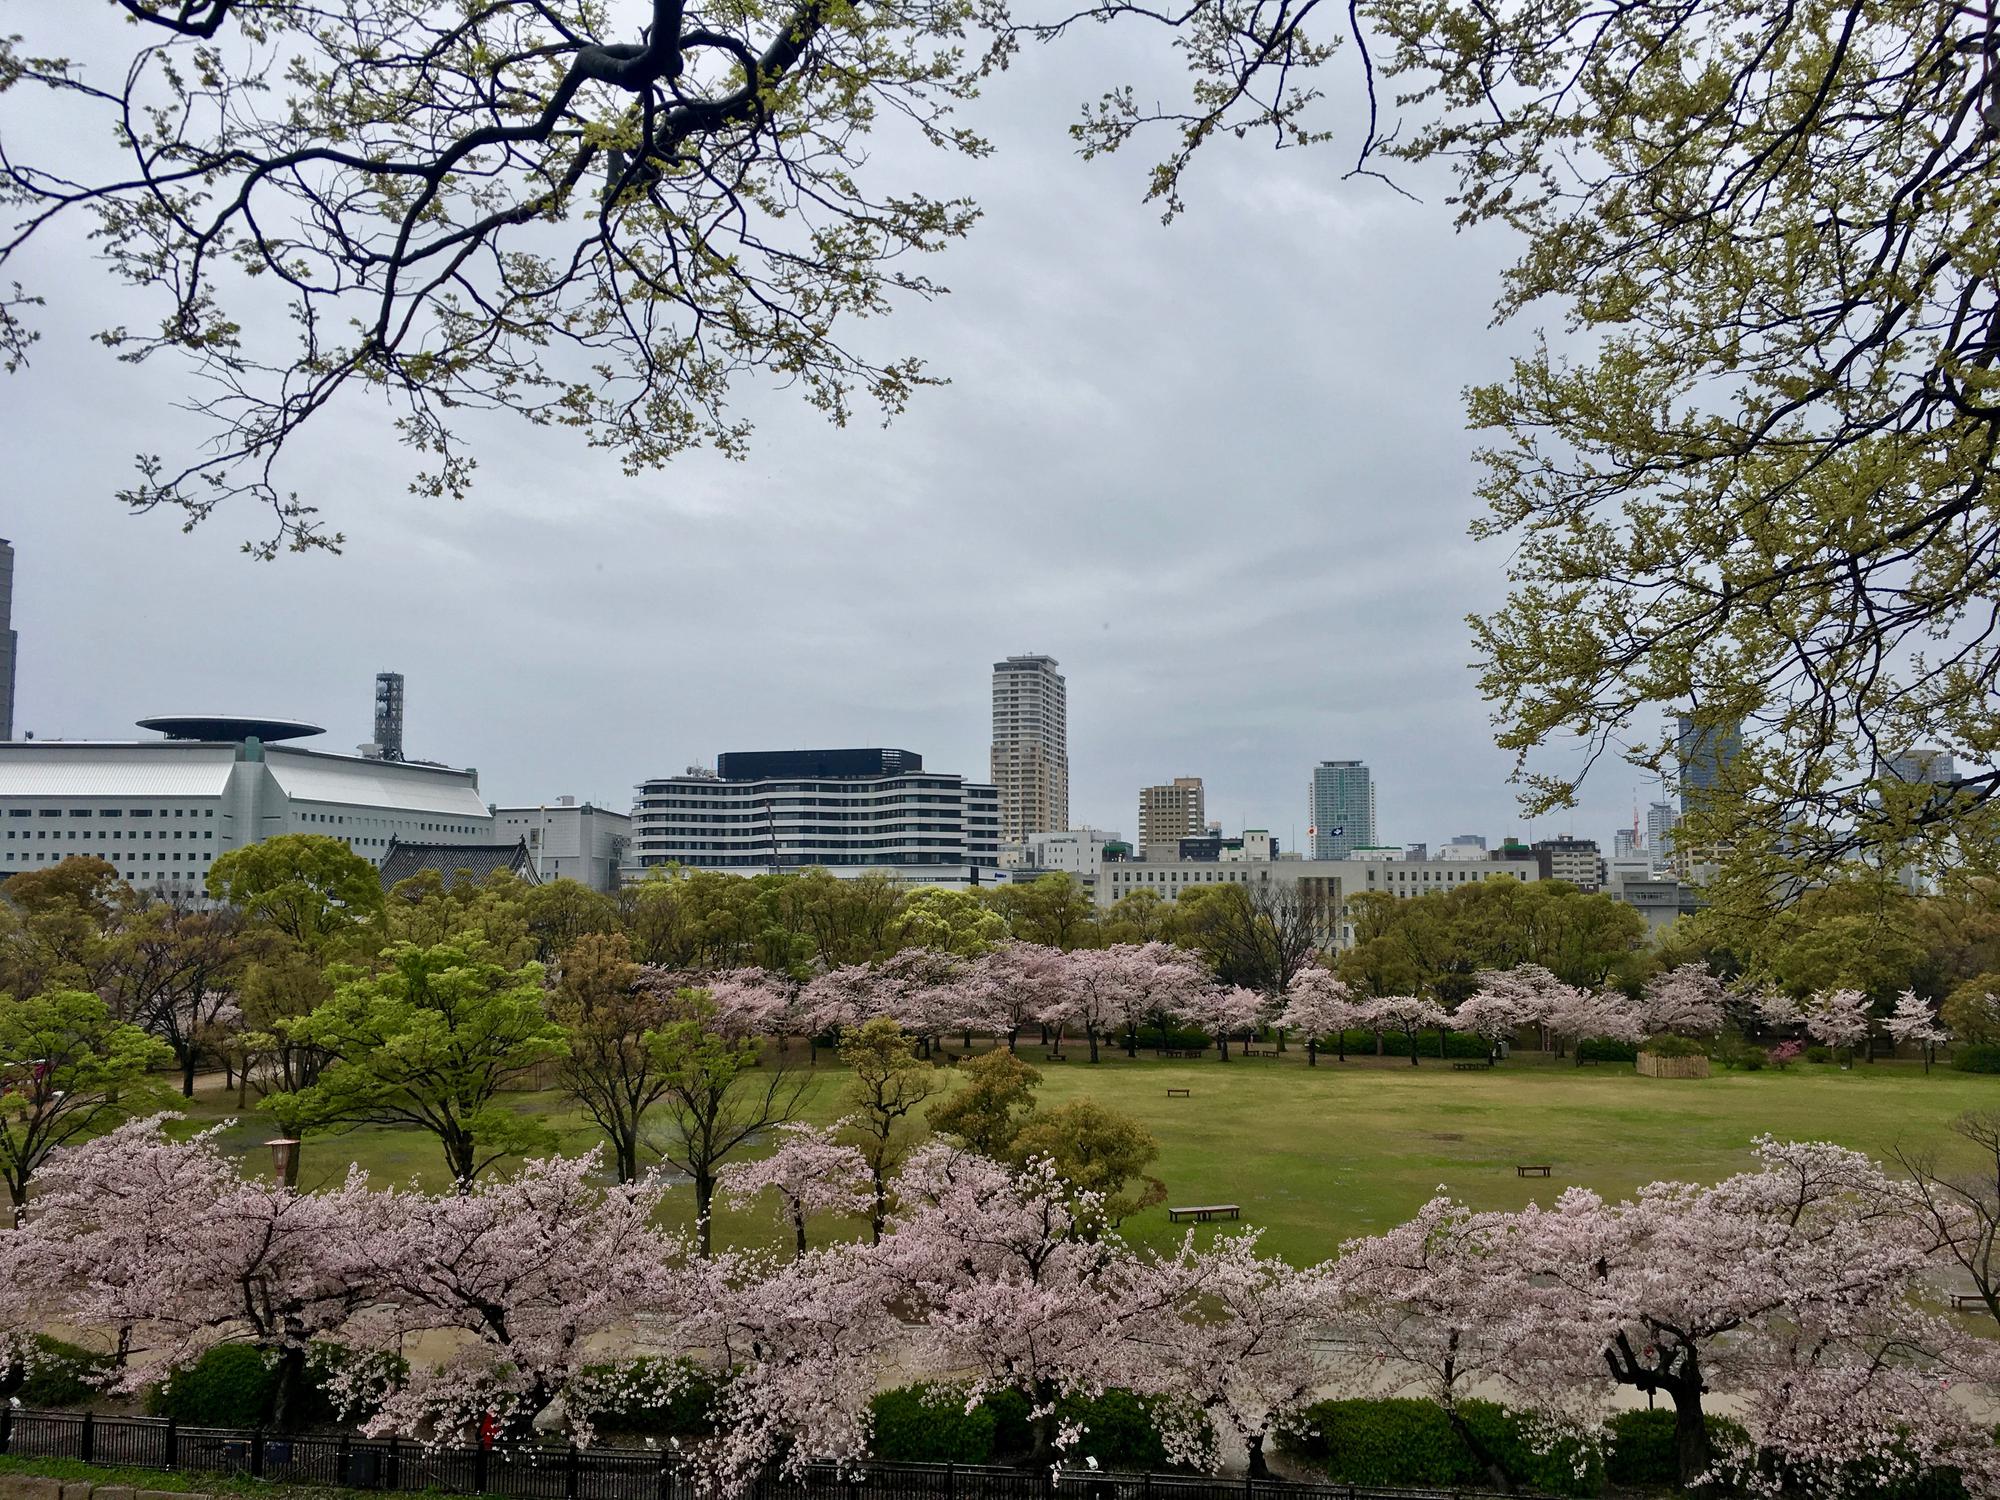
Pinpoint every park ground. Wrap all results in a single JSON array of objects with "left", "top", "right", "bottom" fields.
[{"left": 175, "top": 1047, "right": 2000, "bottom": 1265}]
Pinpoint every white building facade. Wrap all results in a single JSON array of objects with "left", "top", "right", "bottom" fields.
[
  {"left": 1098, "top": 853, "right": 1541, "bottom": 949},
  {"left": 629, "top": 748, "right": 1003, "bottom": 887},
  {"left": 0, "top": 720, "right": 492, "bottom": 898},
  {"left": 492, "top": 797, "right": 632, "bottom": 892}
]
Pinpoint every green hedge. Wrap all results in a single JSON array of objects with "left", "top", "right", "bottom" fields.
[
  {"left": 1140, "top": 1028, "right": 1214, "bottom": 1051},
  {"left": 1642, "top": 1034, "right": 1707, "bottom": 1058},
  {"left": 1604, "top": 1408, "right": 1748, "bottom": 1487},
  {"left": 1324, "top": 1029, "right": 1491, "bottom": 1059},
  {"left": 1578, "top": 1038, "right": 1639, "bottom": 1063},
  {"left": 1, "top": 1336, "right": 116, "bottom": 1408},
  {"left": 145, "top": 1346, "right": 274, "bottom": 1428},
  {"left": 1284, "top": 1399, "right": 1598, "bottom": 1497},
  {"left": 1954, "top": 1045, "right": 2000, "bottom": 1074},
  {"left": 977, "top": 1388, "right": 1198, "bottom": 1469},
  {"left": 143, "top": 1343, "right": 402, "bottom": 1429},
  {"left": 579, "top": 1357, "right": 719, "bottom": 1438},
  {"left": 870, "top": 1384, "right": 997, "bottom": 1463}
]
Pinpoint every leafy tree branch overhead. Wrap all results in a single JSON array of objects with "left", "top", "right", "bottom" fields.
[{"left": 4, "top": 0, "right": 1996, "bottom": 893}]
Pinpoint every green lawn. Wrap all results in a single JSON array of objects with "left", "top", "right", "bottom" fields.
[{"left": 171, "top": 1046, "right": 2000, "bottom": 1265}]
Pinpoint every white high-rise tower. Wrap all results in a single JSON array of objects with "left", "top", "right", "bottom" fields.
[{"left": 990, "top": 654, "right": 1068, "bottom": 844}]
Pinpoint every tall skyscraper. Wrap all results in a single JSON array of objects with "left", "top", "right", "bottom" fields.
[
  {"left": 1310, "top": 760, "right": 1375, "bottom": 859},
  {"left": 1675, "top": 713, "right": 1743, "bottom": 815},
  {"left": 1887, "top": 748, "right": 1957, "bottom": 786},
  {"left": 0, "top": 538, "right": 15, "bottom": 742},
  {"left": 1646, "top": 799, "right": 1680, "bottom": 872},
  {"left": 990, "top": 654, "right": 1068, "bottom": 843},
  {"left": 1137, "top": 776, "right": 1205, "bottom": 856}
]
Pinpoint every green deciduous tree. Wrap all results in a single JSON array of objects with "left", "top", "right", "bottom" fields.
[
  {"left": 646, "top": 989, "right": 812, "bottom": 1255},
  {"left": 266, "top": 941, "right": 567, "bottom": 1190},
  {"left": 1008, "top": 1098, "right": 1165, "bottom": 1228},
  {"left": 0, "top": 988, "right": 174, "bottom": 1220},
  {"left": 208, "top": 835, "right": 384, "bottom": 954},
  {"left": 929, "top": 1046, "right": 1042, "bottom": 1155},
  {"left": 1359, "top": 0, "right": 2000, "bottom": 902},
  {"left": 840, "top": 1017, "right": 947, "bottom": 1241},
  {"left": 550, "top": 931, "right": 674, "bottom": 1185}
]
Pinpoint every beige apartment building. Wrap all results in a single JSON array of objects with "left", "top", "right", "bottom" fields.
[
  {"left": 1137, "top": 776, "right": 1206, "bottom": 858},
  {"left": 990, "top": 654, "right": 1069, "bottom": 844}
]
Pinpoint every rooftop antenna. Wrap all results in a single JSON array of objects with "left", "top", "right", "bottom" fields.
[{"left": 373, "top": 672, "right": 405, "bottom": 762}]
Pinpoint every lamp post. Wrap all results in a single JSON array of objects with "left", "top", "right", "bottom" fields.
[{"left": 264, "top": 1138, "right": 300, "bottom": 1189}]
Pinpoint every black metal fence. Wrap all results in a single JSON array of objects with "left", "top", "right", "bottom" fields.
[{"left": 0, "top": 1409, "right": 1519, "bottom": 1500}]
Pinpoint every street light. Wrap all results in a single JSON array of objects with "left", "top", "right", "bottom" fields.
[{"left": 264, "top": 1138, "right": 300, "bottom": 1189}]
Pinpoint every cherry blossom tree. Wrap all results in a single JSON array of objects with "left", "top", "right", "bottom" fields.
[
  {"left": 1752, "top": 988, "right": 1806, "bottom": 1035},
  {"left": 1172, "top": 985, "right": 1267, "bottom": 1060},
  {"left": 20, "top": 1116, "right": 381, "bottom": 1427},
  {"left": 1806, "top": 987, "right": 1874, "bottom": 1066},
  {"left": 698, "top": 1240, "right": 893, "bottom": 1487},
  {"left": 1278, "top": 967, "right": 1359, "bottom": 1064},
  {"left": 1466, "top": 965, "right": 1567, "bottom": 1051},
  {"left": 1359, "top": 996, "right": 1450, "bottom": 1066},
  {"left": 1640, "top": 964, "right": 1728, "bottom": 1039},
  {"left": 720, "top": 1121, "right": 874, "bottom": 1257},
  {"left": 967, "top": 942, "right": 1070, "bottom": 1052},
  {"left": 1490, "top": 1138, "right": 1966, "bottom": 1491},
  {"left": 1134, "top": 1230, "right": 1328, "bottom": 1477},
  {"left": 1328, "top": 1195, "right": 1567, "bottom": 1490},
  {"left": 797, "top": 963, "right": 884, "bottom": 1040},
  {"left": 1099, "top": 942, "right": 1212, "bottom": 1058},
  {"left": 702, "top": 968, "right": 798, "bottom": 1042},
  {"left": 1449, "top": 990, "right": 1523, "bottom": 1059},
  {"left": 1886, "top": 989, "right": 1949, "bottom": 1073},
  {"left": 1538, "top": 985, "right": 1645, "bottom": 1065},
  {"left": 876, "top": 1144, "right": 1149, "bottom": 1460},
  {"left": 355, "top": 1150, "right": 695, "bottom": 1441}
]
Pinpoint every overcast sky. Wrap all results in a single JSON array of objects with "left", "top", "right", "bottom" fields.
[{"left": 0, "top": 3, "right": 1651, "bottom": 851}]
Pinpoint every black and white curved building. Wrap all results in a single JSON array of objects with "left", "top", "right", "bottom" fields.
[{"left": 630, "top": 748, "right": 1002, "bottom": 887}]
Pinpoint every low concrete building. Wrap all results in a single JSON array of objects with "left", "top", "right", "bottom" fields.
[
  {"left": 492, "top": 797, "right": 631, "bottom": 891},
  {"left": 378, "top": 839, "right": 540, "bottom": 891}
]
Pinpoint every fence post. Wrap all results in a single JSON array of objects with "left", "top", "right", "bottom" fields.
[
  {"left": 566, "top": 1443, "right": 580, "bottom": 1500},
  {"left": 165, "top": 1417, "right": 179, "bottom": 1471},
  {"left": 0, "top": 1399, "right": 11, "bottom": 1456},
  {"left": 80, "top": 1412, "right": 95, "bottom": 1465},
  {"left": 251, "top": 1428, "right": 266, "bottom": 1480},
  {"left": 388, "top": 1434, "right": 402, "bottom": 1492},
  {"left": 474, "top": 1439, "right": 489, "bottom": 1496},
  {"left": 946, "top": 1463, "right": 956, "bottom": 1500},
  {"left": 1141, "top": 1476, "right": 1151, "bottom": 1500},
  {"left": 340, "top": 1432, "right": 352, "bottom": 1486},
  {"left": 1042, "top": 1465, "right": 1055, "bottom": 1500}
]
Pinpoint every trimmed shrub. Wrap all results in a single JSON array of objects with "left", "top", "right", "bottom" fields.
[
  {"left": 1805, "top": 1045, "right": 1834, "bottom": 1064},
  {"left": 870, "top": 1384, "right": 997, "bottom": 1464},
  {"left": 579, "top": 1357, "right": 719, "bottom": 1438},
  {"left": 1283, "top": 1398, "right": 1597, "bottom": 1497},
  {"left": 1330, "top": 1029, "right": 1490, "bottom": 1060},
  {"left": 1954, "top": 1045, "right": 2000, "bottom": 1074},
  {"left": 1578, "top": 1038, "right": 1639, "bottom": 1063},
  {"left": 982, "top": 1389, "right": 1034, "bottom": 1456},
  {"left": 1055, "top": 1389, "right": 1188, "bottom": 1470},
  {"left": 2, "top": 1335, "right": 116, "bottom": 1409},
  {"left": 1142, "top": 1028, "right": 1213, "bottom": 1052},
  {"left": 1739, "top": 1047, "right": 1767, "bottom": 1071},
  {"left": 1605, "top": 1408, "right": 1750, "bottom": 1488},
  {"left": 145, "top": 1345, "right": 274, "bottom": 1428}
]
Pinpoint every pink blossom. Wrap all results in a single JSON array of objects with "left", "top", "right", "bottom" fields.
[
  {"left": 1640, "top": 964, "right": 1727, "bottom": 1038},
  {"left": 719, "top": 1121, "right": 874, "bottom": 1257}
]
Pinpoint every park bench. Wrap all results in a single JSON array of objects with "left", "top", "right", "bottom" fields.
[
  {"left": 1167, "top": 1204, "right": 1241, "bottom": 1224},
  {"left": 1452, "top": 1060, "right": 1494, "bottom": 1071},
  {"left": 1516, "top": 1164, "right": 1553, "bottom": 1178},
  {"left": 1044, "top": 1052, "right": 1068, "bottom": 1062},
  {"left": 1952, "top": 1293, "right": 1988, "bottom": 1312},
  {"left": 1166, "top": 1087, "right": 1191, "bottom": 1098}
]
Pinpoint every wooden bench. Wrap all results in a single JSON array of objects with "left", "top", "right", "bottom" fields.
[
  {"left": 1044, "top": 1052, "right": 1068, "bottom": 1062},
  {"left": 1166, "top": 1087, "right": 1191, "bottom": 1098},
  {"left": 1952, "top": 1293, "right": 1988, "bottom": 1312},
  {"left": 1167, "top": 1204, "right": 1241, "bottom": 1224},
  {"left": 1516, "top": 1164, "right": 1552, "bottom": 1178},
  {"left": 1452, "top": 1060, "right": 1493, "bottom": 1071}
]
